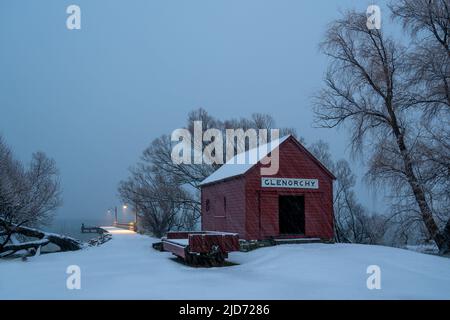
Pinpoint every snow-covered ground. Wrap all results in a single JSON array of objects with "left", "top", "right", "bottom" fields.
[{"left": 1, "top": 227, "right": 449, "bottom": 299}]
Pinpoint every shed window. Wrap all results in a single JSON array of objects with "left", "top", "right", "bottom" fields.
[
  {"left": 205, "top": 199, "right": 210, "bottom": 212},
  {"left": 224, "top": 197, "right": 227, "bottom": 212}
]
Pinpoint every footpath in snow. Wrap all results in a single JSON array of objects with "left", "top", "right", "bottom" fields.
[{"left": 1, "top": 227, "right": 449, "bottom": 299}]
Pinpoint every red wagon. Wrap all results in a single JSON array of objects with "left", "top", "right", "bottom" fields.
[{"left": 161, "top": 231, "right": 240, "bottom": 266}]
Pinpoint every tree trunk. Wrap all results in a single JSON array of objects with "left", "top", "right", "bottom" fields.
[
  {"left": 389, "top": 118, "right": 448, "bottom": 251},
  {"left": 0, "top": 219, "right": 83, "bottom": 256},
  {"left": 439, "top": 218, "right": 450, "bottom": 255},
  {"left": 1, "top": 239, "right": 50, "bottom": 254}
]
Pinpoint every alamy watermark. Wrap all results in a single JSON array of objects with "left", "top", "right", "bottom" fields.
[
  {"left": 171, "top": 122, "right": 281, "bottom": 176},
  {"left": 366, "top": 265, "right": 381, "bottom": 290},
  {"left": 66, "top": 5, "right": 81, "bottom": 30},
  {"left": 366, "top": 5, "right": 381, "bottom": 30},
  {"left": 66, "top": 265, "right": 81, "bottom": 290}
]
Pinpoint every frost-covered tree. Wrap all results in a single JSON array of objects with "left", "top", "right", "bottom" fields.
[
  {"left": 0, "top": 136, "right": 80, "bottom": 257},
  {"left": 314, "top": 4, "right": 450, "bottom": 253},
  {"left": 309, "top": 141, "right": 387, "bottom": 244}
]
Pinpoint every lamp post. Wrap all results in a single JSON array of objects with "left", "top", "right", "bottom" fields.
[
  {"left": 123, "top": 204, "right": 137, "bottom": 232},
  {"left": 109, "top": 204, "right": 137, "bottom": 231},
  {"left": 133, "top": 202, "right": 138, "bottom": 231},
  {"left": 107, "top": 207, "right": 118, "bottom": 225}
]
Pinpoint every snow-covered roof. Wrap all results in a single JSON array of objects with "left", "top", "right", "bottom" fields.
[{"left": 199, "top": 135, "right": 290, "bottom": 186}]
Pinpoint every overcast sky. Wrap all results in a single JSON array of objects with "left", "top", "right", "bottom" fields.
[{"left": 0, "top": 0, "right": 389, "bottom": 223}]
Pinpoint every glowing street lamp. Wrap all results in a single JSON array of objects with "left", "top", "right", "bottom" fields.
[{"left": 107, "top": 207, "right": 118, "bottom": 224}]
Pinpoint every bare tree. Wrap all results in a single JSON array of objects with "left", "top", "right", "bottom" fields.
[
  {"left": 119, "top": 108, "right": 298, "bottom": 235},
  {"left": 118, "top": 171, "right": 197, "bottom": 237},
  {"left": 0, "top": 136, "right": 81, "bottom": 257},
  {"left": 314, "top": 10, "right": 449, "bottom": 253},
  {"left": 390, "top": 0, "right": 449, "bottom": 118},
  {"left": 222, "top": 111, "right": 299, "bottom": 155},
  {"left": 309, "top": 141, "right": 387, "bottom": 244},
  {"left": 390, "top": 0, "right": 450, "bottom": 248}
]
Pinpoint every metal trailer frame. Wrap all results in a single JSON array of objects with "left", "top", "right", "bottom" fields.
[{"left": 161, "top": 231, "right": 240, "bottom": 267}]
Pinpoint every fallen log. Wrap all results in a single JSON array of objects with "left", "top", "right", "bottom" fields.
[
  {"left": 0, "top": 219, "right": 84, "bottom": 257},
  {"left": 87, "top": 232, "right": 112, "bottom": 246},
  {"left": 439, "top": 219, "right": 450, "bottom": 255},
  {"left": 2, "top": 238, "right": 50, "bottom": 253}
]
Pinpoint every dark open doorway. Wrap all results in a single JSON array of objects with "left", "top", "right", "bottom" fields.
[{"left": 279, "top": 195, "right": 305, "bottom": 234}]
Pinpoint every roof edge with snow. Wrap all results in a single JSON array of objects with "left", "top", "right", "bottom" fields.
[
  {"left": 199, "top": 135, "right": 336, "bottom": 187},
  {"left": 199, "top": 135, "right": 291, "bottom": 186}
]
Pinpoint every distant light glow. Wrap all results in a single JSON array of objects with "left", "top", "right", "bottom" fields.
[{"left": 102, "top": 227, "right": 135, "bottom": 235}]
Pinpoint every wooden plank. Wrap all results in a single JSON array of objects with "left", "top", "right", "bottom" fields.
[
  {"left": 189, "top": 233, "right": 240, "bottom": 254},
  {"left": 162, "top": 240, "right": 186, "bottom": 259}
]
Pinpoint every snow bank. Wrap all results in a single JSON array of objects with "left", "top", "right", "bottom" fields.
[{"left": 1, "top": 228, "right": 449, "bottom": 299}]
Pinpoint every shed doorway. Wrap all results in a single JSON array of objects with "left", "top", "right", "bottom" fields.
[{"left": 279, "top": 195, "right": 305, "bottom": 234}]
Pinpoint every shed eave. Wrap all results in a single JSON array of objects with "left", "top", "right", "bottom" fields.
[{"left": 199, "top": 172, "right": 247, "bottom": 187}]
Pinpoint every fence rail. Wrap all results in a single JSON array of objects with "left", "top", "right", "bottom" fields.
[{"left": 113, "top": 222, "right": 137, "bottom": 232}]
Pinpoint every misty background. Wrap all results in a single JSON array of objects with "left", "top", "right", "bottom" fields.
[{"left": 0, "top": 0, "right": 388, "bottom": 224}]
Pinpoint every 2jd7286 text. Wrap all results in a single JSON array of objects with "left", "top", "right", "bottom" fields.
[{"left": 178, "top": 304, "right": 271, "bottom": 317}]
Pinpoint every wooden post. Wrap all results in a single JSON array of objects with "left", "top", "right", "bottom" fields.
[{"left": 134, "top": 202, "right": 138, "bottom": 231}]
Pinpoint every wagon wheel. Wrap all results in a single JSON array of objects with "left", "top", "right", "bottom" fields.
[
  {"left": 197, "top": 254, "right": 208, "bottom": 267},
  {"left": 203, "top": 254, "right": 214, "bottom": 267},
  {"left": 212, "top": 250, "right": 225, "bottom": 267},
  {"left": 184, "top": 247, "right": 194, "bottom": 265},
  {"left": 191, "top": 253, "right": 202, "bottom": 266},
  {"left": 208, "top": 246, "right": 225, "bottom": 267},
  {"left": 184, "top": 253, "right": 192, "bottom": 265}
]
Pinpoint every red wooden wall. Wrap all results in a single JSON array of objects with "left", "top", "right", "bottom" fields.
[
  {"left": 201, "top": 136, "right": 334, "bottom": 240},
  {"left": 201, "top": 176, "right": 247, "bottom": 237}
]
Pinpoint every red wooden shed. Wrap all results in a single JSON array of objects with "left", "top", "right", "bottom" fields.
[{"left": 199, "top": 135, "right": 335, "bottom": 241}]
